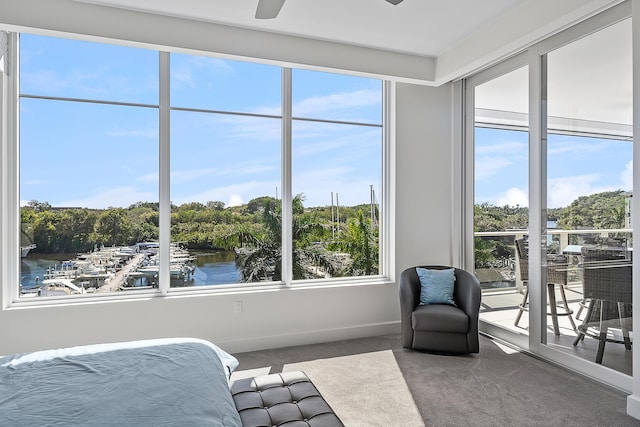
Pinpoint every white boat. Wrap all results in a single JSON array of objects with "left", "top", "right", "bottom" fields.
[
  {"left": 21, "top": 244, "right": 36, "bottom": 257},
  {"left": 41, "top": 278, "right": 85, "bottom": 296},
  {"left": 136, "top": 264, "right": 189, "bottom": 279}
]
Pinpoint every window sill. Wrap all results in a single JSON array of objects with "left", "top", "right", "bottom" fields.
[{"left": 6, "top": 276, "right": 394, "bottom": 310}]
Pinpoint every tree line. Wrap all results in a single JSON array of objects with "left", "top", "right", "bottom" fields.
[
  {"left": 474, "top": 190, "right": 629, "bottom": 268},
  {"left": 21, "top": 195, "right": 379, "bottom": 280}
]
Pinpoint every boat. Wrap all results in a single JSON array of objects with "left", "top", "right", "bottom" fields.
[
  {"left": 21, "top": 244, "right": 36, "bottom": 257},
  {"left": 40, "top": 278, "right": 86, "bottom": 296}
]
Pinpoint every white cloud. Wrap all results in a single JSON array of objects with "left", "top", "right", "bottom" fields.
[
  {"left": 170, "top": 164, "right": 277, "bottom": 185},
  {"left": 21, "top": 70, "right": 67, "bottom": 94},
  {"left": 171, "top": 180, "right": 279, "bottom": 207},
  {"left": 56, "top": 186, "right": 156, "bottom": 209},
  {"left": 137, "top": 172, "right": 158, "bottom": 184},
  {"left": 293, "top": 89, "right": 380, "bottom": 118},
  {"left": 475, "top": 157, "right": 513, "bottom": 180},
  {"left": 171, "top": 168, "right": 218, "bottom": 183},
  {"left": 170, "top": 66, "right": 195, "bottom": 89},
  {"left": 496, "top": 187, "right": 528, "bottom": 207},
  {"left": 293, "top": 166, "right": 378, "bottom": 207},
  {"left": 547, "top": 174, "right": 606, "bottom": 208},
  {"left": 475, "top": 139, "right": 527, "bottom": 181},
  {"left": 228, "top": 194, "right": 244, "bottom": 207},
  {"left": 475, "top": 140, "right": 526, "bottom": 155},
  {"left": 171, "top": 56, "right": 235, "bottom": 91},
  {"left": 210, "top": 114, "right": 282, "bottom": 141}
]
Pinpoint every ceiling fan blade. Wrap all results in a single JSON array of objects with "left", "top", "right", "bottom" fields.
[
  {"left": 386, "top": 0, "right": 404, "bottom": 4},
  {"left": 255, "top": 0, "right": 286, "bottom": 19}
]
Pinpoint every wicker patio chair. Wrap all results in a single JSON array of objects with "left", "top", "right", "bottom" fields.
[
  {"left": 573, "top": 247, "right": 632, "bottom": 364},
  {"left": 514, "top": 238, "right": 577, "bottom": 336}
]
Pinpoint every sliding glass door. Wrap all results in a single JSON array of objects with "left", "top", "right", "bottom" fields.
[
  {"left": 466, "top": 3, "right": 633, "bottom": 388},
  {"left": 466, "top": 55, "right": 530, "bottom": 348},
  {"left": 542, "top": 18, "right": 633, "bottom": 375}
]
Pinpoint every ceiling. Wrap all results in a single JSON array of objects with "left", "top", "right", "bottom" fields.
[
  {"left": 66, "top": 0, "right": 630, "bottom": 132},
  {"left": 73, "top": 0, "right": 529, "bottom": 58}
]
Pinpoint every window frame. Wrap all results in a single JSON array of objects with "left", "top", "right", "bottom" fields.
[{"left": 2, "top": 31, "right": 394, "bottom": 307}]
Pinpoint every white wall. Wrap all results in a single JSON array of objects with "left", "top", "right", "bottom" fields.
[
  {"left": 0, "top": 285, "right": 398, "bottom": 355},
  {"left": 395, "top": 83, "right": 456, "bottom": 270}
]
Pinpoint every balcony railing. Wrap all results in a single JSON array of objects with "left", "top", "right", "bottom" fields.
[{"left": 474, "top": 228, "right": 633, "bottom": 293}]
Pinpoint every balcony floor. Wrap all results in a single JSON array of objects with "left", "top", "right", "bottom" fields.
[{"left": 480, "top": 285, "right": 632, "bottom": 376}]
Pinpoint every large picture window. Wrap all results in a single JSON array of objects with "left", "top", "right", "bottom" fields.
[{"left": 15, "top": 34, "right": 386, "bottom": 299}]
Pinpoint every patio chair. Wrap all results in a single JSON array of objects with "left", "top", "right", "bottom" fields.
[
  {"left": 513, "top": 238, "right": 577, "bottom": 336},
  {"left": 399, "top": 265, "right": 481, "bottom": 354},
  {"left": 573, "top": 247, "right": 632, "bottom": 364}
]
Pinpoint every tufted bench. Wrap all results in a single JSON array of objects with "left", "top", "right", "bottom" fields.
[{"left": 230, "top": 371, "right": 344, "bottom": 427}]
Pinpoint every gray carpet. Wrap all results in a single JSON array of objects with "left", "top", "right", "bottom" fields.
[{"left": 232, "top": 334, "right": 640, "bottom": 427}]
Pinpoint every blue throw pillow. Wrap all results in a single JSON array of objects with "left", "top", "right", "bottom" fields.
[{"left": 416, "top": 267, "right": 456, "bottom": 306}]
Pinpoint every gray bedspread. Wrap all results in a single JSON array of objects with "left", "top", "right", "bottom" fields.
[{"left": 0, "top": 339, "right": 242, "bottom": 427}]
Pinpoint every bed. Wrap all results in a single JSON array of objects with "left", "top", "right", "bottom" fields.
[{"left": 0, "top": 338, "right": 243, "bottom": 426}]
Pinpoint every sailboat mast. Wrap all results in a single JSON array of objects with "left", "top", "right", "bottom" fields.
[
  {"left": 336, "top": 193, "right": 340, "bottom": 239},
  {"left": 331, "top": 191, "right": 335, "bottom": 240}
]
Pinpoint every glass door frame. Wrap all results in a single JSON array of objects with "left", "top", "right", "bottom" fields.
[
  {"left": 464, "top": 1, "right": 633, "bottom": 391},
  {"left": 463, "top": 51, "right": 530, "bottom": 351}
]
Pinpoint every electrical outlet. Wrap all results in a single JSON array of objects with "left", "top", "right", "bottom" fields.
[{"left": 234, "top": 301, "right": 243, "bottom": 314}]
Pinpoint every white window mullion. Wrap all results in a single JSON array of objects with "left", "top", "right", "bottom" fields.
[
  {"left": 158, "top": 51, "right": 170, "bottom": 295},
  {"left": 281, "top": 68, "right": 292, "bottom": 285},
  {"left": 3, "top": 32, "right": 19, "bottom": 305},
  {"left": 527, "top": 46, "right": 544, "bottom": 346},
  {"left": 382, "top": 81, "right": 395, "bottom": 278}
]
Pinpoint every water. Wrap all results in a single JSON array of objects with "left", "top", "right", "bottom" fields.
[
  {"left": 21, "top": 253, "right": 73, "bottom": 289},
  {"left": 188, "top": 250, "right": 241, "bottom": 286},
  {"left": 21, "top": 250, "right": 241, "bottom": 290}
]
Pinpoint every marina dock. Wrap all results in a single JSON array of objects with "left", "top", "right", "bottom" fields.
[
  {"left": 24, "top": 242, "right": 197, "bottom": 297},
  {"left": 97, "top": 253, "right": 147, "bottom": 293}
]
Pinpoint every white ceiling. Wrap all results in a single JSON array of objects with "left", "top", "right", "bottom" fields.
[
  {"left": 475, "top": 18, "right": 632, "bottom": 134},
  {"left": 67, "top": 0, "right": 630, "bottom": 132},
  {"left": 74, "top": 0, "right": 529, "bottom": 58}
]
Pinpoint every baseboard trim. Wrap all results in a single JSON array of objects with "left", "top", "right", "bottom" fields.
[
  {"left": 218, "top": 321, "right": 401, "bottom": 353},
  {"left": 627, "top": 394, "right": 640, "bottom": 421}
]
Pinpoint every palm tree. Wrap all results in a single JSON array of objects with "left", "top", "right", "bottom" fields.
[
  {"left": 220, "top": 194, "right": 338, "bottom": 282},
  {"left": 330, "top": 210, "right": 378, "bottom": 276}
]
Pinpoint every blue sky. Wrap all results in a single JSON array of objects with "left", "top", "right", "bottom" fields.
[
  {"left": 19, "top": 34, "right": 382, "bottom": 210},
  {"left": 475, "top": 128, "right": 633, "bottom": 208},
  {"left": 22, "top": 34, "right": 629, "bottom": 213}
]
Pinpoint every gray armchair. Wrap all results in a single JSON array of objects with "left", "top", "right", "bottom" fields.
[{"left": 400, "top": 265, "right": 481, "bottom": 354}]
